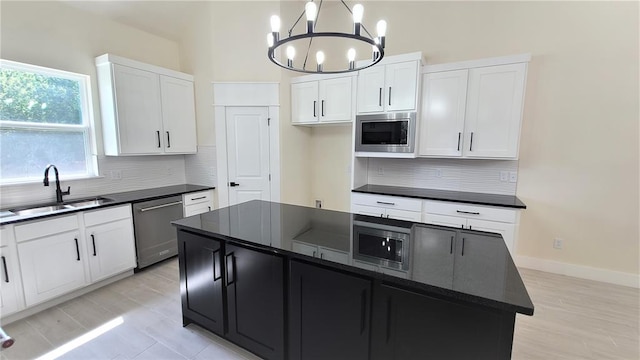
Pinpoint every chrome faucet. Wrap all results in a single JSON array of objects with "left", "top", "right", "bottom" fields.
[{"left": 43, "top": 165, "right": 70, "bottom": 203}]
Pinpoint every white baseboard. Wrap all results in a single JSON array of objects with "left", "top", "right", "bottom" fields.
[{"left": 516, "top": 256, "right": 640, "bottom": 288}]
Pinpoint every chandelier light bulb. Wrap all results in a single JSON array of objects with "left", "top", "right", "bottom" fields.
[
  {"left": 316, "top": 51, "right": 325, "bottom": 65},
  {"left": 270, "top": 15, "right": 281, "bottom": 33},
  {"left": 347, "top": 48, "right": 356, "bottom": 62},
  {"left": 376, "top": 20, "right": 387, "bottom": 37},
  {"left": 352, "top": 4, "right": 364, "bottom": 23},
  {"left": 267, "top": 33, "right": 274, "bottom": 47},
  {"left": 305, "top": 2, "right": 318, "bottom": 22},
  {"left": 287, "top": 46, "right": 296, "bottom": 60}
]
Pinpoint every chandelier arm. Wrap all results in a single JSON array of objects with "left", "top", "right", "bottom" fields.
[
  {"left": 340, "top": 0, "right": 374, "bottom": 39},
  {"left": 302, "top": 36, "right": 313, "bottom": 71},
  {"left": 288, "top": 9, "right": 306, "bottom": 37}
]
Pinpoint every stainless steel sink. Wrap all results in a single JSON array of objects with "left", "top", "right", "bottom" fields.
[
  {"left": 64, "top": 197, "right": 114, "bottom": 208},
  {"left": 6, "top": 197, "right": 114, "bottom": 217},
  {"left": 9, "top": 204, "right": 73, "bottom": 216}
]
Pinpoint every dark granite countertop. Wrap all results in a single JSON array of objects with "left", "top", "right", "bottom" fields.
[
  {"left": 0, "top": 184, "right": 215, "bottom": 225},
  {"left": 172, "top": 200, "right": 534, "bottom": 315},
  {"left": 353, "top": 184, "right": 527, "bottom": 209}
]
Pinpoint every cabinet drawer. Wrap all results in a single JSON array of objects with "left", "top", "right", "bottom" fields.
[
  {"left": 423, "top": 200, "right": 517, "bottom": 223},
  {"left": 15, "top": 215, "right": 79, "bottom": 242},
  {"left": 352, "top": 193, "right": 422, "bottom": 212},
  {"left": 84, "top": 204, "right": 132, "bottom": 227},
  {"left": 183, "top": 190, "right": 212, "bottom": 206},
  {"left": 184, "top": 203, "right": 213, "bottom": 217}
]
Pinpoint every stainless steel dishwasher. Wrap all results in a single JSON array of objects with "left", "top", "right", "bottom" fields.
[{"left": 132, "top": 195, "right": 183, "bottom": 269}]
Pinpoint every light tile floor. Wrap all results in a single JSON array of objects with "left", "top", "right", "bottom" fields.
[{"left": 1, "top": 258, "right": 638, "bottom": 359}]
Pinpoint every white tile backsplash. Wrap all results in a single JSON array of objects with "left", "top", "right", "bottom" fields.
[
  {"left": 185, "top": 145, "right": 217, "bottom": 187},
  {"left": 367, "top": 158, "right": 518, "bottom": 195}
]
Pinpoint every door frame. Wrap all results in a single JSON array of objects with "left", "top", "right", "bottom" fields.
[{"left": 213, "top": 82, "right": 281, "bottom": 208}]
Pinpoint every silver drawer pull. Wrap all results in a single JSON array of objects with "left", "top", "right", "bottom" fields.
[
  {"left": 190, "top": 196, "right": 207, "bottom": 201},
  {"left": 376, "top": 201, "right": 395, "bottom": 206},
  {"left": 139, "top": 201, "right": 183, "bottom": 212},
  {"left": 456, "top": 210, "right": 480, "bottom": 215}
]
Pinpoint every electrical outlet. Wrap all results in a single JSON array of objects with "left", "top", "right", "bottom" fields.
[
  {"left": 509, "top": 171, "right": 518, "bottom": 183},
  {"left": 167, "top": 167, "right": 173, "bottom": 175},
  {"left": 377, "top": 167, "right": 384, "bottom": 176},
  {"left": 553, "top": 238, "right": 563, "bottom": 249},
  {"left": 111, "top": 170, "right": 122, "bottom": 180},
  {"left": 435, "top": 169, "right": 442, "bottom": 178},
  {"left": 315, "top": 200, "right": 322, "bottom": 209},
  {"left": 500, "top": 171, "right": 509, "bottom": 182}
]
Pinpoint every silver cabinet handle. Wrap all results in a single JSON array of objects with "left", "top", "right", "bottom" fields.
[
  {"left": 456, "top": 210, "right": 480, "bottom": 215},
  {"left": 376, "top": 201, "right": 395, "bottom": 205},
  {"left": 139, "top": 201, "right": 183, "bottom": 212}
]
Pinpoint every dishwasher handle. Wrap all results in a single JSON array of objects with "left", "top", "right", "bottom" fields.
[{"left": 138, "top": 201, "right": 183, "bottom": 212}]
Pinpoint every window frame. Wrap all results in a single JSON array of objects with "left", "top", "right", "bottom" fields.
[{"left": 0, "top": 59, "right": 99, "bottom": 185}]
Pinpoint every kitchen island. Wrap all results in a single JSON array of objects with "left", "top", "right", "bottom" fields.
[{"left": 172, "top": 200, "right": 534, "bottom": 360}]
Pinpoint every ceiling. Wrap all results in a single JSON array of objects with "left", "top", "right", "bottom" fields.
[{"left": 62, "top": 0, "right": 203, "bottom": 42}]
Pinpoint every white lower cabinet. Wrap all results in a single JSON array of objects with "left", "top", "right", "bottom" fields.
[
  {"left": 183, "top": 190, "right": 215, "bottom": 217},
  {"left": 18, "top": 229, "right": 87, "bottom": 307},
  {"left": 422, "top": 200, "right": 519, "bottom": 254},
  {"left": 84, "top": 206, "right": 136, "bottom": 283},
  {"left": 11, "top": 204, "right": 136, "bottom": 309},
  {"left": 0, "top": 229, "right": 24, "bottom": 317}
]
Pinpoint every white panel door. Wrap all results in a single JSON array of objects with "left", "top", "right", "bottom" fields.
[
  {"left": 463, "top": 63, "right": 526, "bottom": 158},
  {"left": 0, "top": 246, "right": 23, "bottom": 316},
  {"left": 357, "top": 66, "right": 385, "bottom": 113},
  {"left": 160, "top": 75, "right": 197, "bottom": 154},
  {"left": 113, "top": 64, "right": 163, "bottom": 154},
  {"left": 419, "top": 70, "right": 469, "bottom": 157},
  {"left": 18, "top": 231, "right": 87, "bottom": 306},
  {"left": 385, "top": 61, "right": 419, "bottom": 112},
  {"left": 226, "top": 107, "right": 271, "bottom": 205},
  {"left": 319, "top": 77, "right": 352, "bottom": 123},
  {"left": 291, "top": 82, "right": 319, "bottom": 123},
  {"left": 85, "top": 218, "right": 136, "bottom": 283}
]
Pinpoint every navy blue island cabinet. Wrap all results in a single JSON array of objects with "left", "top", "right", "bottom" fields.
[{"left": 174, "top": 200, "right": 534, "bottom": 360}]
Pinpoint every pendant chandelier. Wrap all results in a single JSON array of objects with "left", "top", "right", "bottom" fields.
[{"left": 267, "top": 0, "right": 387, "bottom": 74}]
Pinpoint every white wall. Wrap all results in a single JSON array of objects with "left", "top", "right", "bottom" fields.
[{"left": 0, "top": 1, "right": 187, "bottom": 207}]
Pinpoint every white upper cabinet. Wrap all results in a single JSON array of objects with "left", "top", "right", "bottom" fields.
[
  {"left": 419, "top": 69, "right": 468, "bottom": 157},
  {"left": 96, "top": 54, "right": 197, "bottom": 155},
  {"left": 291, "top": 74, "right": 354, "bottom": 125},
  {"left": 356, "top": 53, "right": 422, "bottom": 114},
  {"left": 419, "top": 55, "right": 529, "bottom": 159},
  {"left": 463, "top": 63, "right": 526, "bottom": 158}
]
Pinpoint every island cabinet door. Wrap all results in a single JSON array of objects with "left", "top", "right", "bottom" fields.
[
  {"left": 371, "top": 284, "right": 515, "bottom": 360},
  {"left": 289, "top": 260, "right": 372, "bottom": 360},
  {"left": 225, "top": 243, "right": 285, "bottom": 360},
  {"left": 178, "top": 231, "right": 224, "bottom": 336}
]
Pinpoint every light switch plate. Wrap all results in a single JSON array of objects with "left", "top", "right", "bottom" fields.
[
  {"left": 500, "top": 171, "right": 509, "bottom": 182},
  {"left": 509, "top": 172, "right": 517, "bottom": 183}
]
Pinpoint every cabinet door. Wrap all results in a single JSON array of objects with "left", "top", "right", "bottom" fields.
[
  {"left": 319, "top": 77, "right": 352, "bottom": 122},
  {"left": 467, "top": 219, "right": 516, "bottom": 254},
  {"left": 422, "top": 213, "right": 466, "bottom": 229},
  {"left": 385, "top": 61, "right": 419, "bottom": 112},
  {"left": 357, "top": 66, "right": 385, "bottom": 113},
  {"left": 371, "top": 284, "right": 512, "bottom": 360},
  {"left": 292, "top": 81, "right": 319, "bottom": 123},
  {"left": 385, "top": 208, "right": 421, "bottom": 222},
  {"left": 0, "top": 246, "right": 23, "bottom": 316},
  {"left": 351, "top": 204, "right": 385, "bottom": 218},
  {"left": 18, "top": 231, "right": 87, "bottom": 306},
  {"left": 290, "top": 260, "right": 371, "bottom": 360},
  {"left": 178, "top": 231, "right": 224, "bottom": 336},
  {"left": 226, "top": 244, "right": 284, "bottom": 360},
  {"left": 463, "top": 63, "right": 526, "bottom": 158},
  {"left": 419, "top": 70, "right": 468, "bottom": 157},
  {"left": 454, "top": 232, "right": 506, "bottom": 299},
  {"left": 160, "top": 75, "right": 197, "bottom": 154},
  {"left": 411, "top": 226, "right": 456, "bottom": 288},
  {"left": 85, "top": 218, "right": 136, "bottom": 283},
  {"left": 112, "top": 64, "right": 163, "bottom": 154},
  {"left": 184, "top": 203, "right": 212, "bottom": 217}
]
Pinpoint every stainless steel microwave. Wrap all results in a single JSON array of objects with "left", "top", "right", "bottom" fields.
[{"left": 355, "top": 112, "right": 417, "bottom": 154}]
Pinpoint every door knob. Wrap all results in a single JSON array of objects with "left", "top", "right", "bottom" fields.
[{"left": 229, "top": 182, "right": 240, "bottom": 187}]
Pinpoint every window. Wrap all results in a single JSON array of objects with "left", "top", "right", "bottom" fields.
[{"left": 0, "top": 60, "right": 97, "bottom": 184}]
